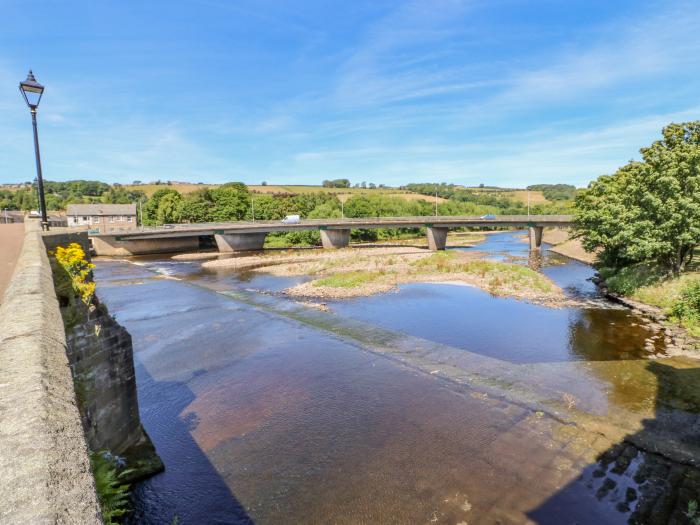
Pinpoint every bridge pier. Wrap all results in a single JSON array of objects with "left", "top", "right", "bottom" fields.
[
  {"left": 529, "top": 226, "right": 543, "bottom": 250},
  {"left": 320, "top": 229, "right": 350, "bottom": 249},
  {"left": 427, "top": 227, "right": 449, "bottom": 251},
  {"left": 215, "top": 232, "right": 267, "bottom": 252}
]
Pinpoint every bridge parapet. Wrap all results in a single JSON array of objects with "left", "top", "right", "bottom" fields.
[{"left": 0, "top": 222, "right": 101, "bottom": 523}]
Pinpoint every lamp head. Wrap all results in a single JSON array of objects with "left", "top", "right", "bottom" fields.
[{"left": 19, "top": 70, "right": 45, "bottom": 110}]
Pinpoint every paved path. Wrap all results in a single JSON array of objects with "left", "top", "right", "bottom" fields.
[{"left": 0, "top": 224, "right": 25, "bottom": 302}]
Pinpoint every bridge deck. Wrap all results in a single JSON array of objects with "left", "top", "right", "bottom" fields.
[{"left": 97, "top": 215, "right": 573, "bottom": 240}]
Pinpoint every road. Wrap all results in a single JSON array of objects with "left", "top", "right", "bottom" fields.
[{"left": 0, "top": 224, "right": 25, "bottom": 302}]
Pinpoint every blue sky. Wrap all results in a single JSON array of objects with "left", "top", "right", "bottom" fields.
[{"left": 1, "top": 0, "right": 699, "bottom": 188}]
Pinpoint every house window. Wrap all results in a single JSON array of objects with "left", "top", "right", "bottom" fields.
[
  {"left": 127, "top": 216, "right": 133, "bottom": 223},
  {"left": 72, "top": 216, "right": 79, "bottom": 224},
  {"left": 109, "top": 216, "right": 114, "bottom": 223},
  {"left": 92, "top": 216, "right": 99, "bottom": 224}
]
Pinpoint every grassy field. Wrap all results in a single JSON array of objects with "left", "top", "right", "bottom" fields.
[
  {"left": 122, "top": 183, "right": 218, "bottom": 196},
  {"left": 123, "top": 183, "right": 448, "bottom": 203},
  {"left": 465, "top": 187, "right": 548, "bottom": 204}
]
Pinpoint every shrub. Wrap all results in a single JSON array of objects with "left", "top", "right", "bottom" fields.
[
  {"left": 671, "top": 281, "right": 700, "bottom": 322},
  {"left": 54, "top": 243, "right": 95, "bottom": 305},
  {"left": 90, "top": 450, "right": 133, "bottom": 524}
]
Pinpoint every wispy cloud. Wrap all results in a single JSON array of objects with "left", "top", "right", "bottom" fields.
[{"left": 333, "top": 0, "right": 478, "bottom": 107}]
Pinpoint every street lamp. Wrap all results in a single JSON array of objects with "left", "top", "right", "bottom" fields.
[{"left": 19, "top": 70, "right": 49, "bottom": 230}]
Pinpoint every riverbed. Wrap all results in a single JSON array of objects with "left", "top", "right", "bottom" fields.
[{"left": 93, "top": 231, "right": 700, "bottom": 524}]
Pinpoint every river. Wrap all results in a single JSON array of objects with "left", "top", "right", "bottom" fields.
[{"left": 93, "top": 231, "right": 700, "bottom": 524}]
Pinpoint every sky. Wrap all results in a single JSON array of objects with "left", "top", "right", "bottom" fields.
[{"left": 1, "top": 0, "right": 700, "bottom": 188}]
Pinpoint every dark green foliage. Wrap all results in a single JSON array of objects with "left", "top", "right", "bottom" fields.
[
  {"left": 671, "top": 281, "right": 700, "bottom": 322},
  {"left": 322, "top": 178, "right": 351, "bottom": 188},
  {"left": 90, "top": 450, "right": 133, "bottom": 524},
  {"left": 403, "top": 183, "right": 527, "bottom": 213},
  {"left": 598, "top": 263, "right": 665, "bottom": 295},
  {"left": 0, "top": 180, "right": 134, "bottom": 211},
  {"left": 210, "top": 184, "right": 250, "bottom": 221},
  {"left": 526, "top": 184, "right": 577, "bottom": 200},
  {"left": 576, "top": 121, "right": 700, "bottom": 274},
  {"left": 142, "top": 188, "right": 180, "bottom": 225}
]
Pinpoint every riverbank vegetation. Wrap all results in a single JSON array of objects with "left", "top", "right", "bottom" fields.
[
  {"left": 90, "top": 450, "right": 133, "bottom": 524},
  {"left": 575, "top": 121, "right": 700, "bottom": 336},
  {"left": 271, "top": 249, "right": 563, "bottom": 303}
]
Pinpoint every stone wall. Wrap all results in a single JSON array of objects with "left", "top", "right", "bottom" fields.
[
  {"left": 0, "top": 222, "right": 102, "bottom": 523},
  {"left": 48, "top": 230, "right": 163, "bottom": 479},
  {"left": 63, "top": 297, "right": 163, "bottom": 478},
  {"left": 42, "top": 229, "right": 91, "bottom": 256}
]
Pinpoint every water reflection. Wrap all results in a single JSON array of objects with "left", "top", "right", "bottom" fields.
[
  {"left": 91, "top": 232, "right": 690, "bottom": 523},
  {"left": 330, "top": 283, "right": 663, "bottom": 364},
  {"left": 529, "top": 361, "right": 700, "bottom": 524}
]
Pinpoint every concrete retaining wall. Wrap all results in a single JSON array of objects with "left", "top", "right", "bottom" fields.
[
  {"left": 0, "top": 222, "right": 101, "bottom": 523},
  {"left": 92, "top": 234, "right": 200, "bottom": 256}
]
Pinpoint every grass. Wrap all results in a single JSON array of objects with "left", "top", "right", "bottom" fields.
[
  {"left": 313, "top": 270, "right": 383, "bottom": 288},
  {"left": 122, "top": 183, "right": 218, "bottom": 196},
  {"left": 410, "top": 252, "right": 556, "bottom": 293},
  {"left": 122, "top": 183, "right": 448, "bottom": 203},
  {"left": 600, "top": 261, "right": 700, "bottom": 337},
  {"left": 248, "top": 185, "right": 408, "bottom": 195},
  {"left": 264, "top": 235, "right": 318, "bottom": 249}
]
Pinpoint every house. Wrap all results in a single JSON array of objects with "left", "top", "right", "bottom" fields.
[
  {"left": 66, "top": 204, "right": 137, "bottom": 233},
  {"left": 2, "top": 210, "right": 66, "bottom": 227}
]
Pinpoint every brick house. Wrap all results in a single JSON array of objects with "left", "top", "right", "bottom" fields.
[{"left": 66, "top": 204, "right": 137, "bottom": 233}]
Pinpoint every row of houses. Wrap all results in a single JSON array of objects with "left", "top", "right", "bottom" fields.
[
  {"left": 65, "top": 204, "right": 137, "bottom": 233},
  {"left": 2, "top": 204, "right": 138, "bottom": 233}
]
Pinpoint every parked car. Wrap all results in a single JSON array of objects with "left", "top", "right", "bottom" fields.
[
  {"left": 480, "top": 214, "right": 496, "bottom": 220},
  {"left": 281, "top": 215, "right": 301, "bottom": 224}
]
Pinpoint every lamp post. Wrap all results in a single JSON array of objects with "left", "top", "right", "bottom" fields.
[{"left": 19, "top": 70, "right": 48, "bottom": 230}]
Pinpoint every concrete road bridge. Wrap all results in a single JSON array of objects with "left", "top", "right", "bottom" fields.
[{"left": 91, "top": 215, "right": 574, "bottom": 256}]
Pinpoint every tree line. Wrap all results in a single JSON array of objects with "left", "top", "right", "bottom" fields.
[{"left": 0, "top": 180, "right": 145, "bottom": 212}]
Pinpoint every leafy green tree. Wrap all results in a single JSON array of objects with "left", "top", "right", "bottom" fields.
[
  {"left": 210, "top": 183, "right": 250, "bottom": 221},
  {"left": 156, "top": 192, "right": 183, "bottom": 224},
  {"left": 143, "top": 188, "right": 180, "bottom": 225},
  {"left": 576, "top": 121, "right": 700, "bottom": 274},
  {"left": 178, "top": 189, "right": 214, "bottom": 223}
]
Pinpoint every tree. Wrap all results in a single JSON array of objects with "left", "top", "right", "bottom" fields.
[
  {"left": 575, "top": 121, "right": 700, "bottom": 274},
  {"left": 156, "top": 192, "right": 183, "bottom": 224},
  {"left": 142, "top": 188, "right": 180, "bottom": 225},
  {"left": 210, "top": 183, "right": 250, "bottom": 221}
]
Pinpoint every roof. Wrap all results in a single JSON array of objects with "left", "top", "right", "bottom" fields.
[{"left": 66, "top": 204, "right": 136, "bottom": 216}]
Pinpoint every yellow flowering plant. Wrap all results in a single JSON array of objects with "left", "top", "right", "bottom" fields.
[{"left": 54, "top": 243, "right": 96, "bottom": 305}]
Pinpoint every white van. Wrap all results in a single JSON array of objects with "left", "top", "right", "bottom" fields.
[{"left": 281, "top": 215, "right": 301, "bottom": 224}]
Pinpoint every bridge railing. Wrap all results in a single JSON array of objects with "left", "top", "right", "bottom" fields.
[{"left": 117, "top": 215, "right": 574, "bottom": 237}]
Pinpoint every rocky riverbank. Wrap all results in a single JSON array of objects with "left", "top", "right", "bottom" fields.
[{"left": 542, "top": 228, "right": 598, "bottom": 264}]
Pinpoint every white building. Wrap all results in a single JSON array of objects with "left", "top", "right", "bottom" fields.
[{"left": 66, "top": 204, "right": 137, "bottom": 233}]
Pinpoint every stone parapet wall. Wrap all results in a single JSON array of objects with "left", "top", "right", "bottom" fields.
[{"left": 0, "top": 222, "right": 101, "bottom": 523}]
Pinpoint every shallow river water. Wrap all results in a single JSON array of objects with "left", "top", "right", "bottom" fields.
[{"left": 93, "top": 231, "right": 700, "bottom": 524}]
